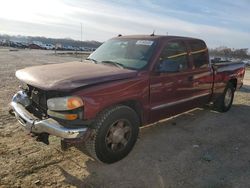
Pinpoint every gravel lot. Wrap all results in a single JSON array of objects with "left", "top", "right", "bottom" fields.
[{"left": 0, "top": 49, "right": 250, "bottom": 188}]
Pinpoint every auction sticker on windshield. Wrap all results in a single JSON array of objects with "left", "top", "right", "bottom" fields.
[{"left": 136, "top": 40, "right": 154, "bottom": 46}]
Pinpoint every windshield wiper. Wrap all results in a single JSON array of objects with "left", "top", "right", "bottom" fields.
[
  {"left": 87, "top": 59, "right": 126, "bottom": 69},
  {"left": 101, "top": 60, "right": 125, "bottom": 69},
  {"left": 86, "top": 58, "right": 98, "bottom": 64}
]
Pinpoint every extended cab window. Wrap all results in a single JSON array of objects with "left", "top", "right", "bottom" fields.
[
  {"left": 158, "top": 41, "right": 188, "bottom": 72},
  {"left": 190, "top": 40, "right": 208, "bottom": 69}
]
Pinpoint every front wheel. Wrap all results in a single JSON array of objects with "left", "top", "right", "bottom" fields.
[
  {"left": 214, "top": 82, "right": 235, "bottom": 112},
  {"left": 85, "top": 105, "right": 140, "bottom": 163}
]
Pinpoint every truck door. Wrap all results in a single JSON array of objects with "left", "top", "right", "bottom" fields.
[
  {"left": 187, "top": 39, "right": 213, "bottom": 105},
  {"left": 149, "top": 39, "right": 196, "bottom": 123}
]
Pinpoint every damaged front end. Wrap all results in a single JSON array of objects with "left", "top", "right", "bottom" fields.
[{"left": 10, "top": 87, "right": 90, "bottom": 146}]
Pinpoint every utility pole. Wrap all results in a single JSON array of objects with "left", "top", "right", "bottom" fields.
[{"left": 81, "top": 23, "right": 83, "bottom": 62}]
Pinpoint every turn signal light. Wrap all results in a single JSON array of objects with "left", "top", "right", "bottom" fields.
[
  {"left": 64, "top": 114, "right": 78, "bottom": 120},
  {"left": 47, "top": 110, "right": 78, "bottom": 120},
  {"left": 67, "top": 97, "right": 84, "bottom": 110}
]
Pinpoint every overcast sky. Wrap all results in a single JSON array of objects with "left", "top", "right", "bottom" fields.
[{"left": 0, "top": 0, "right": 249, "bottom": 48}]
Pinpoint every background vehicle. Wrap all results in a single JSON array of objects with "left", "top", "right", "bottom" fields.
[{"left": 10, "top": 35, "right": 245, "bottom": 163}]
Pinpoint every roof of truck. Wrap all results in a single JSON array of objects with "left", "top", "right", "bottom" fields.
[{"left": 114, "top": 34, "right": 202, "bottom": 41}]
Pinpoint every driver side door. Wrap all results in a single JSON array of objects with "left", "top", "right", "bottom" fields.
[{"left": 149, "top": 39, "right": 195, "bottom": 122}]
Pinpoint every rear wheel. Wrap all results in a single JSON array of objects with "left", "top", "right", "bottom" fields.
[
  {"left": 214, "top": 82, "right": 235, "bottom": 112},
  {"left": 85, "top": 105, "right": 140, "bottom": 163}
]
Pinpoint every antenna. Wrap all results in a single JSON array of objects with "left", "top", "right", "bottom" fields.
[
  {"left": 150, "top": 30, "right": 155, "bottom": 36},
  {"left": 80, "top": 23, "right": 83, "bottom": 62}
]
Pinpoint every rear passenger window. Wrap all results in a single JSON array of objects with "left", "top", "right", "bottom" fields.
[
  {"left": 158, "top": 41, "right": 188, "bottom": 72},
  {"left": 190, "top": 40, "right": 208, "bottom": 68}
]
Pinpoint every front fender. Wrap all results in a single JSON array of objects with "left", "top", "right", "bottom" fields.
[{"left": 73, "top": 74, "right": 150, "bottom": 124}]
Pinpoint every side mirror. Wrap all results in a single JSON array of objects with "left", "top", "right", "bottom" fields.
[{"left": 157, "top": 60, "right": 181, "bottom": 73}]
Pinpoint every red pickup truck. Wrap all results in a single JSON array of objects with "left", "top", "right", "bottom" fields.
[{"left": 10, "top": 35, "right": 245, "bottom": 163}]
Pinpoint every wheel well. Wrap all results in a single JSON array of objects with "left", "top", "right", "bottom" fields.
[
  {"left": 229, "top": 79, "right": 237, "bottom": 90},
  {"left": 120, "top": 100, "right": 143, "bottom": 125}
]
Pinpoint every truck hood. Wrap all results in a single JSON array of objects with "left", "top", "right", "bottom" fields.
[{"left": 16, "top": 61, "right": 138, "bottom": 91}]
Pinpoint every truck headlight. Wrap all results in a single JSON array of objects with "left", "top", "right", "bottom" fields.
[{"left": 47, "top": 96, "right": 84, "bottom": 111}]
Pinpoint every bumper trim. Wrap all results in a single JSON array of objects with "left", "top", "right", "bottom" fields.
[{"left": 11, "top": 101, "right": 88, "bottom": 139}]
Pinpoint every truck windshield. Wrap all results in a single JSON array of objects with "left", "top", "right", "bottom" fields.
[{"left": 88, "top": 38, "right": 157, "bottom": 70}]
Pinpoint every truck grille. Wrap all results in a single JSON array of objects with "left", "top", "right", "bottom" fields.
[
  {"left": 25, "top": 85, "right": 69, "bottom": 119},
  {"left": 26, "top": 86, "right": 48, "bottom": 118},
  {"left": 30, "top": 88, "right": 47, "bottom": 110}
]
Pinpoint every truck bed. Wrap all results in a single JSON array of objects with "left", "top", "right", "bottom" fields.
[{"left": 211, "top": 61, "right": 245, "bottom": 101}]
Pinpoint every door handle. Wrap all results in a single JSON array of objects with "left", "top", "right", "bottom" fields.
[{"left": 187, "top": 76, "right": 193, "bottom": 81}]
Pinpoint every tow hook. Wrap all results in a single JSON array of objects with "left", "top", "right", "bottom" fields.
[
  {"left": 34, "top": 133, "right": 50, "bottom": 145},
  {"left": 9, "top": 108, "right": 15, "bottom": 116}
]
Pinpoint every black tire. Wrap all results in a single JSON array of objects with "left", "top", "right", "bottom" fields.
[
  {"left": 85, "top": 105, "right": 140, "bottom": 163},
  {"left": 214, "top": 82, "right": 235, "bottom": 112}
]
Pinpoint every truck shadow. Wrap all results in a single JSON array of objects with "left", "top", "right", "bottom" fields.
[
  {"left": 240, "top": 85, "right": 250, "bottom": 93},
  {"left": 59, "top": 104, "right": 250, "bottom": 188}
]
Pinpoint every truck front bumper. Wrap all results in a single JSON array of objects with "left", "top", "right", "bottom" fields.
[{"left": 10, "top": 91, "right": 88, "bottom": 139}]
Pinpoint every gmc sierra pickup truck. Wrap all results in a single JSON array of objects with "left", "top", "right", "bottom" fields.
[{"left": 10, "top": 35, "right": 245, "bottom": 163}]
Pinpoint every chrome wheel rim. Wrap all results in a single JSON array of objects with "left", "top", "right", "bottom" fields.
[
  {"left": 105, "top": 119, "right": 132, "bottom": 152},
  {"left": 224, "top": 88, "right": 232, "bottom": 107}
]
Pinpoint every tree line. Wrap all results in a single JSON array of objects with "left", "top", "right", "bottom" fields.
[{"left": 209, "top": 47, "right": 250, "bottom": 59}]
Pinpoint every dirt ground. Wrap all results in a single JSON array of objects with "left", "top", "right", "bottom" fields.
[{"left": 0, "top": 48, "right": 250, "bottom": 188}]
